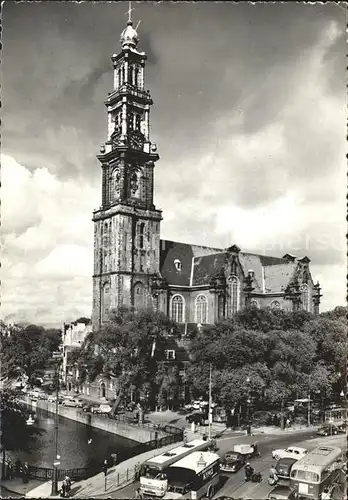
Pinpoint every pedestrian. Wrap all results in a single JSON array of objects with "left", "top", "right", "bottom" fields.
[
  {"left": 269, "top": 465, "right": 278, "bottom": 486},
  {"left": 321, "top": 487, "right": 331, "bottom": 499},
  {"left": 15, "top": 458, "right": 22, "bottom": 478},
  {"left": 7, "top": 458, "right": 14, "bottom": 479},
  {"left": 60, "top": 480, "right": 66, "bottom": 498},
  {"left": 135, "top": 486, "right": 143, "bottom": 499},
  {"left": 65, "top": 475, "right": 71, "bottom": 497},
  {"left": 22, "top": 462, "right": 29, "bottom": 483},
  {"left": 286, "top": 417, "right": 291, "bottom": 428}
]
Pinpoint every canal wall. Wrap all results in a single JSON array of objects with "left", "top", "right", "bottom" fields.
[{"left": 23, "top": 398, "right": 166, "bottom": 444}]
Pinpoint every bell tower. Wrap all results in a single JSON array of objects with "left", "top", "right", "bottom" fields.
[{"left": 92, "top": 6, "right": 162, "bottom": 330}]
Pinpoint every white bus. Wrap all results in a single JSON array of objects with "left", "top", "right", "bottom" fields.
[
  {"left": 140, "top": 439, "right": 213, "bottom": 498},
  {"left": 163, "top": 451, "right": 220, "bottom": 499},
  {"left": 290, "top": 445, "right": 344, "bottom": 499}
]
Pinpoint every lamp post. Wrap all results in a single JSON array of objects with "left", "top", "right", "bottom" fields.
[
  {"left": 246, "top": 377, "right": 251, "bottom": 435},
  {"left": 51, "top": 351, "right": 63, "bottom": 496}
]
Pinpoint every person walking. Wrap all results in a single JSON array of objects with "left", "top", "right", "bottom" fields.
[
  {"left": 22, "top": 462, "right": 29, "bottom": 483},
  {"left": 15, "top": 458, "right": 22, "bottom": 478},
  {"left": 135, "top": 487, "right": 143, "bottom": 499},
  {"left": 7, "top": 458, "right": 14, "bottom": 479},
  {"left": 269, "top": 465, "right": 279, "bottom": 486},
  {"left": 64, "top": 475, "right": 71, "bottom": 497}
]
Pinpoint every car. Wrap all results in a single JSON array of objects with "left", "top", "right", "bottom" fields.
[
  {"left": 186, "top": 412, "right": 207, "bottom": 425},
  {"left": 272, "top": 446, "right": 307, "bottom": 461},
  {"left": 275, "top": 457, "right": 297, "bottom": 480},
  {"left": 268, "top": 485, "right": 296, "bottom": 500},
  {"left": 337, "top": 423, "right": 346, "bottom": 433},
  {"left": 317, "top": 424, "right": 339, "bottom": 436},
  {"left": 98, "top": 404, "right": 112, "bottom": 414},
  {"left": 62, "top": 398, "right": 79, "bottom": 407},
  {"left": 220, "top": 451, "right": 246, "bottom": 473},
  {"left": 48, "top": 395, "right": 57, "bottom": 403},
  {"left": 82, "top": 404, "right": 98, "bottom": 413}
]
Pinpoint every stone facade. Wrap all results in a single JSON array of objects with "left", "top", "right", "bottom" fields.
[{"left": 92, "top": 19, "right": 322, "bottom": 333}]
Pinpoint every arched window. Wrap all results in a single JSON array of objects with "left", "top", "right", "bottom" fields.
[
  {"left": 128, "top": 112, "right": 134, "bottom": 131},
  {"left": 128, "top": 65, "right": 133, "bottom": 85},
  {"left": 118, "top": 68, "right": 122, "bottom": 86},
  {"left": 170, "top": 295, "right": 185, "bottom": 323},
  {"left": 135, "top": 114, "right": 141, "bottom": 131},
  {"left": 139, "top": 222, "right": 145, "bottom": 249},
  {"left": 228, "top": 275, "right": 240, "bottom": 316},
  {"left": 195, "top": 295, "right": 208, "bottom": 324},
  {"left": 250, "top": 299, "right": 260, "bottom": 309},
  {"left": 133, "top": 282, "right": 145, "bottom": 310},
  {"left": 217, "top": 295, "right": 225, "bottom": 319},
  {"left": 102, "top": 283, "right": 110, "bottom": 321},
  {"left": 121, "top": 66, "right": 125, "bottom": 84},
  {"left": 134, "top": 67, "right": 139, "bottom": 87},
  {"left": 270, "top": 300, "right": 281, "bottom": 310},
  {"left": 300, "top": 284, "right": 310, "bottom": 311}
]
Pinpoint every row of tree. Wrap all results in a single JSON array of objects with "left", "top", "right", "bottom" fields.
[
  {"left": 0, "top": 306, "right": 346, "bottom": 415},
  {"left": 72, "top": 306, "right": 346, "bottom": 415}
]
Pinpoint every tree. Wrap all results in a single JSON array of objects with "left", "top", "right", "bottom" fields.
[
  {"left": 1, "top": 324, "right": 61, "bottom": 385},
  {"left": 76, "top": 307, "right": 179, "bottom": 414}
]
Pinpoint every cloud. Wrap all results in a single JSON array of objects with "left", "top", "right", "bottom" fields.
[{"left": 1, "top": 154, "right": 97, "bottom": 325}]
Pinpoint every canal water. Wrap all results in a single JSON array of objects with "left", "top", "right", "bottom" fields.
[{"left": 8, "top": 407, "right": 141, "bottom": 470}]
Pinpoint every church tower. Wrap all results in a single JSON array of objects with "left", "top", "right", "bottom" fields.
[{"left": 92, "top": 9, "right": 162, "bottom": 331}]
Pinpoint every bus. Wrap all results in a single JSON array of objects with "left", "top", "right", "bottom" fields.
[
  {"left": 290, "top": 446, "right": 344, "bottom": 499},
  {"left": 140, "top": 439, "right": 213, "bottom": 498},
  {"left": 163, "top": 451, "right": 220, "bottom": 499},
  {"left": 325, "top": 407, "right": 346, "bottom": 426}
]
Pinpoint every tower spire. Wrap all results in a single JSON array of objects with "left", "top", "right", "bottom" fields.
[{"left": 127, "top": 1, "right": 134, "bottom": 25}]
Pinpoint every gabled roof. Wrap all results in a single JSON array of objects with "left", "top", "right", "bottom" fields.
[
  {"left": 191, "top": 253, "right": 226, "bottom": 286},
  {"left": 263, "top": 262, "right": 297, "bottom": 293}
]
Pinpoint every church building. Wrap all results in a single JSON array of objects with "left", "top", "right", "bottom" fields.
[{"left": 92, "top": 16, "right": 322, "bottom": 333}]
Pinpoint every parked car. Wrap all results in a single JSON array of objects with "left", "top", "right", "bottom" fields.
[
  {"left": 337, "top": 423, "right": 346, "bottom": 433},
  {"left": 268, "top": 485, "right": 296, "bottom": 500},
  {"left": 62, "top": 398, "right": 80, "bottom": 407},
  {"left": 317, "top": 424, "right": 339, "bottom": 436},
  {"left": 220, "top": 450, "right": 246, "bottom": 473},
  {"left": 82, "top": 404, "right": 98, "bottom": 413},
  {"left": 98, "top": 404, "right": 112, "bottom": 414},
  {"left": 272, "top": 446, "right": 307, "bottom": 461},
  {"left": 275, "top": 457, "right": 297, "bottom": 480},
  {"left": 48, "top": 395, "right": 57, "bottom": 403},
  {"left": 186, "top": 412, "right": 207, "bottom": 425}
]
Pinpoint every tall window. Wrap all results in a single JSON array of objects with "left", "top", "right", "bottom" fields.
[
  {"left": 139, "top": 223, "right": 145, "bottom": 249},
  {"left": 270, "top": 300, "right": 281, "bottom": 310},
  {"left": 218, "top": 295, "right": 225, "bottom": 319},
  {"left": 134, "top": 67, "right": 139, "bottom": 87},
  {"left": 228, "top": 275, "right": 240, "bottom": 315},
  {"left": 121, "top": 66, "right": 125, "bottom": 84},
  {"left": 170, "top": 295, "right": 185, "bottom": 323},
  {"left": 300, "top": 284, "right": 310, "bottom": 311},
  {"left": 128, "top": 112, "right": 134, "bottom": 131},
  {"left": 102, "top": 283, "right": 110, "bottom": 321},
  {"left": 195, "top": 295, "right": 208, "bottom": 324},
  {"left": 135, "top": 114, "right": 141, "bottom": 131},
  {"left": 118, "top": 68, "right": 122, "bottom": 86},
  {"left": 133, "top": 282, "right": 145, "bottom": 310}
]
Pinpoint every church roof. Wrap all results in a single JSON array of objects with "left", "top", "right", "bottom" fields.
[
  {"left": 159, "top": 239, "right": 222, "bottom": 286},
  {"left": 160, "top": 239, "right": 298, "bottom": 294}
]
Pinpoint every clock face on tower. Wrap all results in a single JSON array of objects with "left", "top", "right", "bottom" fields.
[{"left": 129, "top": 131, "right": 144, "bottom": 151}]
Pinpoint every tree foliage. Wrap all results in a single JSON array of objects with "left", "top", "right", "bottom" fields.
[{"left": 1, "top": 324, "right": 62, "bottom": 385}]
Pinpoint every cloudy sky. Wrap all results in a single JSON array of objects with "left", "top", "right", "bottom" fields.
[{"left": 2, "top": 1, "right": 346, "bottom": 326}]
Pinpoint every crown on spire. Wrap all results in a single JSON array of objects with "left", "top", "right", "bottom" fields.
[{"left": 120, "top": 1, "right": 139, "bottom": 49}]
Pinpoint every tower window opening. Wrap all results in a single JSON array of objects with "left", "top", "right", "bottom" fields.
[
  {"left": 129, "top": 112, "right": 134, "bottom": 131},
  {"left": 134, "top": 67, "right": 139, "bottom": 87},
  {"left": 270, "top": 300, "right": 281, "bottom": 310},
  {"left": 118, "top": 68, "right": 122, "bottom": 87},
  {"left": 128, "top": 65, "right": 133, "bottom": 85},
  {"left": 121, "top": 66, "right": 125, "bottom": 84},
  {"left": 135, "top": 114, "right": 141, "bottom": 131},
  {"left": 139, "top": 222, "right": 145, "bottom": 248}
]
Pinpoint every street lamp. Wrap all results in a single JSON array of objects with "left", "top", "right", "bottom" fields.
[
  {"left": 51, "top": 351, "right": 63, "bottom": 496},
  {"left": 246, "top": 377, "right": 251, "bottom": 435}
]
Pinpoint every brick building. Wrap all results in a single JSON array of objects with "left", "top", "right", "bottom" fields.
[{"left": 92, "top": 15, "right": 322, "bottom": 334}]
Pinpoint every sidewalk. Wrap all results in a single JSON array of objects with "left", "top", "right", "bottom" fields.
[{"left": 0, "top": 477, "right": 44, "bottom": 497}]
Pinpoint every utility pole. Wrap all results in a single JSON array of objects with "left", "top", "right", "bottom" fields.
[
  {"left": 307, "top": 393, "right": 311, "bottom": 427},
  {"left": 208, "top": 364, "right": 212, "bottom": 440}
]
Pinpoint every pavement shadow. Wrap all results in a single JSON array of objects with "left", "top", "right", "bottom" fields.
[{"left": 70, "top": 485, "right": 82, "bottom": 496}]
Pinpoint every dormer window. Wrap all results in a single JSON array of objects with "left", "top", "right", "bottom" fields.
[
  {"left": 174, "top": 259, "right": 182, "bottom": 271},
  {"left": 165, "top": 349, "right": 176, "bottom": 360}
]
